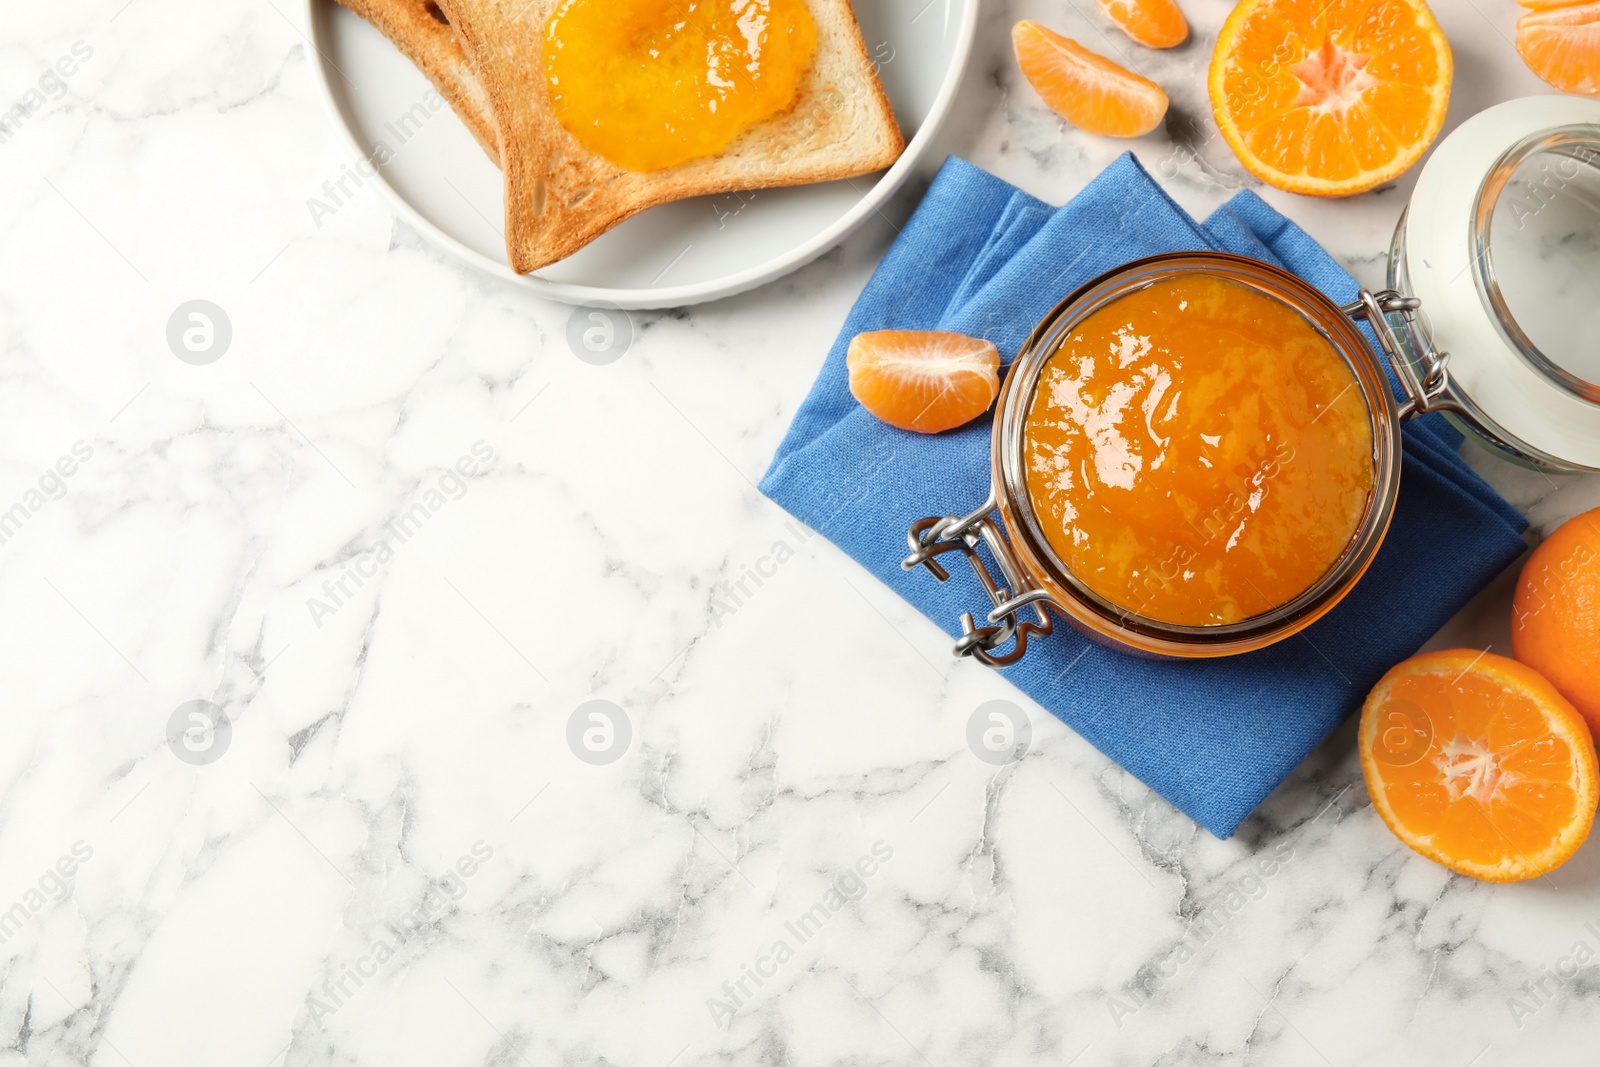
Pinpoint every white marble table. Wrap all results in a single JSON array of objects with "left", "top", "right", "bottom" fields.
[{"left": 4, "top": 1, "right": 1600, "bottom": 1065}]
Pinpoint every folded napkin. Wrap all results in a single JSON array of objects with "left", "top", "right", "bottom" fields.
[{"left": 760, "top": 154, "right": 1529, "bottom": 837}]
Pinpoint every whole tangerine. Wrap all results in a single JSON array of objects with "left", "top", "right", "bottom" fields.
[{"left": 1512, "top": 506, "right": 1600, "bottom": 738}]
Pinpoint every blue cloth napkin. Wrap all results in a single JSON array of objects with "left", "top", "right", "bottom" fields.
[{"left": 760, "top": 154, "right": 1530, "bottom": 837}]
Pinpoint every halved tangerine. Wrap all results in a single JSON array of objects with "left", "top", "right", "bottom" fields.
[
  {"left": 1096, "top": 0, "right": 1189, "bottom": 49},
  {"left": 1208, "top": 0, "right": 1453, "bottom": 196},
  {"left": 846, "top": 330, "right": 1000, "bottom": 434},
  {"left": 1360, "top": 649, "right": 1598, "bottom": 882},
  {"left": 1013, "top": 21, "right": 1169, "bottom": 138},
  {"left": 1517, "top": 1, "right": 1600, "bottom": 95}
]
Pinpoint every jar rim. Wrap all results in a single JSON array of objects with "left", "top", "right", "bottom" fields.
[{"left": 992, "top": 252, "right": 1403, "bottom": 658}]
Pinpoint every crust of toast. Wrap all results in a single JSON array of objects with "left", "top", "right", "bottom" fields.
[
  {"left": 335, "top": 0, "right": 501, "bottom": 162},
  {"left": 436, "top": 0, "right": 904, "bottom": 272}
]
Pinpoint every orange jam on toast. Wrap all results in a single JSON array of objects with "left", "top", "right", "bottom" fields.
[
  {"left": 544, "top": 0, "right": 817, "bottom": 172},
  {"left": 1022, "top": 275, "right": 1375, "bottom": 626}
]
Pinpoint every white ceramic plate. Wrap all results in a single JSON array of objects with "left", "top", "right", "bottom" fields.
[{"left": 303, "top": 0, "right": 978, "bottom": 308}]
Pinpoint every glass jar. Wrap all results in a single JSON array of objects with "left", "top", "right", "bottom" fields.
[
  {"left": 1388, "top": 95, "right": 1600, "bottom": 471},
  {"left": 903, "top": 252, "right": 1448, "bottom": 662}
]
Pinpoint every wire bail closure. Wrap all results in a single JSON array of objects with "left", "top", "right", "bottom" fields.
[
  {"left": 902, "top": 495, "right": 1053, "bottom": 667},
  {"left": 1341, "top": 288, "right": 1453, "bottom": 419}
]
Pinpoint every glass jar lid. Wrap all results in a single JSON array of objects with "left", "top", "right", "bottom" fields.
[
  {"left": 1397, "top": 96, "right": 1600, "bottom": 471},
  {"left": 1478, "top": 127, "right": 1600, "bottom": 403}
]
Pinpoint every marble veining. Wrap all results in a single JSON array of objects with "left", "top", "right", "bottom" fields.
[{"left": 2, "top": 1, "right": 1599, "bottom": 1066}]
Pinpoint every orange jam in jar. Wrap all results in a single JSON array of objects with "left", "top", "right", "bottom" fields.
[
  {"left": 544, "top": 0, "right": 817, "bottom": 172},
  {"left": 1022, "top": 275, "right": 1375, "bottom": 626}
]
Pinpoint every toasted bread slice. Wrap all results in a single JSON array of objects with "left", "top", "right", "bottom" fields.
[
  {"left": 335, "top": 0, "right": 501, "bottom": 162},
  {"left": 436, "top": 0, "right": 904, "bottom": 272}
]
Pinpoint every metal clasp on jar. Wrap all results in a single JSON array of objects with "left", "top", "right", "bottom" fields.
[
  {"left": 1341, "top": 288, "right": 1454, "bottom": 418},
  {"left": 902, "top": 493, "right": 1053, "bottom": 667}
]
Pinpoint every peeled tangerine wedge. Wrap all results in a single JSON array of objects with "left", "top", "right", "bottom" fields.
[
  {"left": 1013, "top": 21, "right": 1169, "bottom": 138},
  {"left": 847, "top": 330, "right": 1000, "bottom": 434},
  {"left": 1097, "top": 0, "right": 1188, "bottom": 49},
  {"left": 1209, "top": 0, "right": 1453, "bottom": 196},
  {"left": 1517, "top": 1, "right": 1600, "bottom": 95},
  {"left": 1361, "top": 649, "right": 1599, "bottom": 883}
]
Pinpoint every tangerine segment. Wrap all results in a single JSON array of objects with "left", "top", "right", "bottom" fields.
[
  {"left": 847, "top": 331, "right": 1000, "bottom": 434},
  {"left": 1013, "top": 21, "right": 1169, "bottom": 138},
  {"left": 1097, "top": 0, "right": 1189, "bottom": 49},
  {"left": 1517, "top": 2, "right": 1600, "bottom": 95},
  {"left": 1360, "top": 649, "right": 1598, "bottom": 883},
  {"left": 544, "top": 0, "right": 817, "bottom": 171},
  {"left": 1208, "top": 0, "right": 1453, "bottom": 196},
  {"left": 1513, "top": 507, "right": 1600, "bottom": 735}
]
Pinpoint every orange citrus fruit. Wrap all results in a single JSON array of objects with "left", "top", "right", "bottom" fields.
[
  {"left": 1517, "top": 1, "right": 1600, "bottom": 95},
  {"left": 1013, "top": 21, "right": 1169, "bottom": 138},
  {"left": 846, "top": 330, "right": 1000, "bottom": 434},
  {"left": 1513, "top": 507, "right": 1600, "bottom": 735},
  {"left": 1360, "top": 649, "right": 1598, "bottom": 882},
  {"left": 1208, "top": 0, "right": 1453, "bottom": 196},
  {"left": 1096, "top": 0, "right": 1189, "bottom": 49}
]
